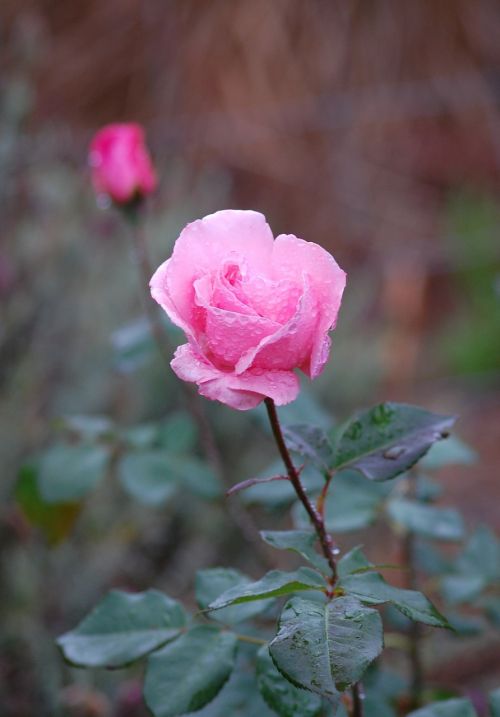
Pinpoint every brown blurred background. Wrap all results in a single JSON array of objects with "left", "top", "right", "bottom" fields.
[{"left": 1, "top": 2, "right": 500, "bottom": 715}]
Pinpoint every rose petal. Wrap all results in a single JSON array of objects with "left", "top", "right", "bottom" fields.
[
  {"left": 273, "top": 234, "right": 346, "bottom": 377},
  {"left": 171, "top": 344, "right": 299, "bottom": 410},
  {"left": 161, "top": 210, "right": 275, "bottom": 328},
  {"left": 235, "top": 275, "right": 318, "bottom": 374}
]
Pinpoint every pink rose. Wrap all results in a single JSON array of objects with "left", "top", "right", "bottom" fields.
[
  {"left": 89, "top": 123, "right": 157, "bottom": 205},
  {"left": 150, "top": 210, "right": 346, "bottom": 410}
]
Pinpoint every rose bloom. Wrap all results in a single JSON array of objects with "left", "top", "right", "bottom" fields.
[
  {"left": 151, "top": 210, "right": 346, "bottom": 410},
  {"left": 89, "top": 123, "right": 157, "bottom": 205}
]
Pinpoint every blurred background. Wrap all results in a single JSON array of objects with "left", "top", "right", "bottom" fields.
[{"left": 1, "top": 2, "right": 500, "bottom": 716}]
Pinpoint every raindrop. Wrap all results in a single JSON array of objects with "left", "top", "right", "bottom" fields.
[{"left": 383, "top": 445, "right": 406, "bottom": 460}]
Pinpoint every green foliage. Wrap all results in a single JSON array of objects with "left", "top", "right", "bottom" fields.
[
  {"left": 118, "top": 448, "right": 220, "bottom": 505},
  {"left": 260, "top": 530, "right": 330, "bottom": 573},
  {"left": 57, "top": 590, "right": 186, "bottom": 667},
  {"left": 256, "top": 646, "right": 323, "bottom": 717},
  {"left": 441, "top": 525, "right": 500, "bottom": 605},
  {"left": 15, "top": 465, "right": 81, "bottom": 544},
  {"left": 36, "top": 442, "right": 109, "bottom": 503},
  {"left": 339, "top": 570, "right": 450, "bottom": 628},
  {"left": 419, "top": 435, "right": 476, "bottom": 470},
  {"left": 331, "top": 403, "right": 455, "bottom": 481},
  {"left": 283, "top": 424, "right": 333, "bottom": 471},
  {"left": 242, "top": 460, "right": 324, "bottom": 508},
  {"left": 269, "top": 595, "right": 382, "bottom": 700},
  {"left": 407, "top": 698, "right": 477, "bottom": 716},
  {"left": 208, "top": 568, "right": 327, "bottom": 611},
  {"left": 490, "top": 688, "right": 500, "bottom": 717},
  {"left": 143, "top": 626, "right": 237, "bottom": 717},
  {"left": 324, "top": 470, "right": 389, "bottom": 532},
  {"left": 196, "top": 568, "right": 274, "bottom": 624},
  {"left": 118, "top": 450, "right": 179, "bottom": 506},
  {"left": 387, "top": 498, "right": 464, "bottom": 542}
]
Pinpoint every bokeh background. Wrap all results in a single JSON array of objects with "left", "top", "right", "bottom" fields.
[{"left": 1, "top": 2, "right": 500, "bottom": 716}]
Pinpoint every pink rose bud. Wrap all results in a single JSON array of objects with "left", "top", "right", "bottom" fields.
[
  {"left": 89, "top": 123, "right": 157, "bottom": 205},
  {"left": 150, "top": 210, "right": 346, "bottom": 410}
]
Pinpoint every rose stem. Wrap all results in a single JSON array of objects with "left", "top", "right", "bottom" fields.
[
  {"left": 351, "top": 684, "right": 364, "bottom": 717},
  {"left": 126, "top": 211, "right": 271, "bottom": 562},
  {"left": 265, "top": 398, "right": 365, "bottom": 716},
  {"left": 264, "top": 399, "right": 337, "bottom": 583}
]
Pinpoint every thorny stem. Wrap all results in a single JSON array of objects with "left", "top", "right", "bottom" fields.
[
  {"left": 264, "top": 399, "right": 338, "bottom": 584},
  {"left": 351, "top": 683, "right": 364, "bottom": 717},
  {"left": 126, "top": 210, "right": 271, "bottom": 563},
  {"left": 265, "top": 398, "right": 365, "bottom": 716}
]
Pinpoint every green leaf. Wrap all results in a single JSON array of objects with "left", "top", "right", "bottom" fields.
[
  {"left": 337, "top": 546, "right": 373, "bottom": 578},
  {"left": 61, "top": 414, "right": 115, "bottom": 441},
  {"left": 144, "top": 626, "right": 237, "bottom": 717},
  {"left": 420, "top": 435, "right": 476, "bottom": 470},
  {"left": 489, "top": 688, "right": 500, "bottom": 717},
  {"left": 283, "top": 425, "right": 333, "bottom": 471},
  {"left": 118, "top": 450, "right": 221, "bottom": 504},
  {"left": 481, "top": 597, "right": 500, "bottom": 627},
  {"left": 37, "top": 443, "right": 109, "bottom": 503},
  {"left": 118, "top": 450, "right": 178, "bottom": 506},
  {"left": 446, "top": 612, "right": 485, "bottom": 636},
  {"left": 112, "top": 317, "right": 155, "bottom": 372},
  {"left": 208, "top": 568, "right": 326, "bottom": 611},
  {"left": 269, "top": 595, "right": 382, "bottom": 701},
  {"left": 15, "top": 465, "right": 81, "bottom": 544},
  {"left": 256, "top": 646, "right": 323, "bottom": 717},
  {"left": 293, "top": 470, "right": 388, "bottom": 533},
  {"left": 157, "top": 412, "right": 198, "bottom": 454},
  {"left": 340, "top": 572, "right": 449, "bottom": 628},
  {"left": 440, "top": 575, "right": 486, "bottom": 606},
  {"left": 457, "top": 525, "right": 500, "bottom": 581},
  {"left": 387, "top": 499, "right": 464, "bottom": 542},
  {"left": 196, "top": 568, "right": 274, "bottom": 624},
  {"left": 331, "top": 403, "right": 456, "bottom": 481},
  {"left": 407, "top": 698, "right": 477, "bottom": 716},
  {"left": 187, "top": 669, "right": 276, "bottom": 717},
  {"left": 57, "top": 590, "right": 186, "bottom": 667},
  {"left": 260, "top": 530, "right": 330, "bottom": 574}
]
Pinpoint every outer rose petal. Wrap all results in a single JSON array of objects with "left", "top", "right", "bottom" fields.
[
  {"left": 171, "top": 344, "right": 299, "bottom": 410},
  {"left": 273, "top": 235, "right": 347, "bottom": 377},
  {"left": 163, "top": 210, "right": 274, "bottom": 327}
]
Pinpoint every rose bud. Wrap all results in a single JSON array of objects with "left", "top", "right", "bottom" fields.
[
  {"left": 88, "top": 123, "right": 157, "bottom": 206},
  {"left": 150, "top": 210, "right": 346, "bottom": 410}
]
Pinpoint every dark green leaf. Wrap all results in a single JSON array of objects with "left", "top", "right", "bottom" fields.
[
  {"left": 326, "top": 596, "right": 384, "bottom": 690},
  {"left": 57, "top": 590, "right": 186, "bottom": 667},
  {"left": 144, "top": 626, "right": 237, "bottom": 717},
  {"left": 415, "top": 543, "right": 453, "bottom": 576},
  {"left": 387, "top": 499, "right": 464, "bottom": 542},
  {"left": 340, "top": 572, "right": 449, "bottom": 628},
  {"left": 337, "top": 546, "right": 373, "bottom": 578},
  {"left": 260, "top": 530, "right": 330, "bottom": 573},
  {"left": 331, "top": 403, "right": 456, "bottom": 481},
  {"left": 283, "top": 425, "right": 333, "bottom": 471},
  {"left": 269, "top": 595, "right": 382, "bottom": 701},
  {"left": 37, "top": 443, "right": 109, "bottom": 503},
  {"left": 256, "top": 646, "right": 323, "bottom": 717},
  {"left": 407, "top": 698, "right": 477, "bottom": 716},
  {"left": 489, "top": 688, "right": 500, "bottom": 717},
  {"left": 118, "top": 450, "right": 178, "bottom": 506},
  {"left": 196, "top": 568, "right": 274, "bottom": 624},
  {"left": 15, "top": 465, "right": 80, "bottom": 544},
  {"left": 208, "top": 569, "right": 326, "bottom": 611},
  {"left": 186, "top": 669, "right": 276, "bottom": 717}
]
